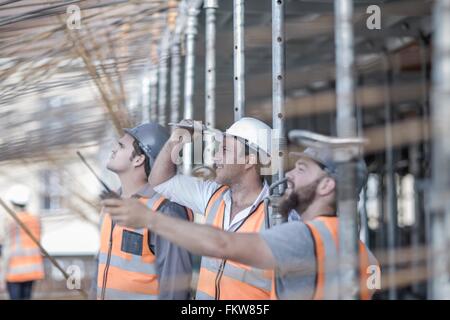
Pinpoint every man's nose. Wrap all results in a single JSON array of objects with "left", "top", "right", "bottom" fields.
[{"left": 111, "top": 145, "right": 118, "bottom": 154}]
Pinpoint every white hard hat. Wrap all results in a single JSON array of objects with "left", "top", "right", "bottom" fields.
[
  {"left": 6, "top": 184, "right": 31, "bottom": 206},
  {"left": 224, "top": 117, "right": 272, "bottom": 156}
]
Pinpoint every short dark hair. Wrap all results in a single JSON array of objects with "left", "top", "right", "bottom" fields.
[{"left": 131, "top": 139, "right": 151, "bottom": 177}]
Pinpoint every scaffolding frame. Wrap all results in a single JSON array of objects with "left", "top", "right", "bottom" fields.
[{"left": 145, "top": 0, "right": 450, "bottom": 300}]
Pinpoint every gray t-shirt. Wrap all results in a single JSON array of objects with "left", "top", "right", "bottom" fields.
[
  {"left": 260, "top": 221, "right": 317, "bottom": 300},
  {"left": 150, "top": 200, "right": 193, "bottom": 300}
]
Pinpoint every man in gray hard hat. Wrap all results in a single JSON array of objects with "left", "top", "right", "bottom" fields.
[{"left": 92, "top": 122, "right": 194, "bottom": 300}]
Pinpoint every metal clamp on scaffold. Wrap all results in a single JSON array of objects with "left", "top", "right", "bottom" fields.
[{"left": 264, "top": 178, "right": 289, "bottom": 229}]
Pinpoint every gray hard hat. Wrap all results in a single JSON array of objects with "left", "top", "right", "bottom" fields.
[
  {"left": 292, "top": 147, "right": 368, "bottom": 197},
  {"left": 123, "top": 122, "right": 169, "bottom": 165}
]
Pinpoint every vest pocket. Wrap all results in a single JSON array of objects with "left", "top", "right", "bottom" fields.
[{"left": 121, "top": 230, "right": 143, "bottom": 256}]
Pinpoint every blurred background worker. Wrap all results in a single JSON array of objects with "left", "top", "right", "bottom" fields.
[
  {"left": 93, "top": 122, "right": 193, "bottom": 300},
  {"left": 1, "top": 184, "right": 44, "bottom": 300},
  {"left": 148, "top": 117, "right": 297, "bottom": 300},
  {"left": 102, "top": 142, "right": 379, "bottom": 300}
]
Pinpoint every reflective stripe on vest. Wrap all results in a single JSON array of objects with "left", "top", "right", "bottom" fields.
[
  {"left": 196, "top": 186, "right": 272, "bottom": 300},
  {"left": 305, "top": 216, "right": 375, "bottom": 300},
  {"left": 6, "top": 212, "right": 44, "bottom": 282},
  {"left": 97, "top": 194, "right": 166, "bottom": 300}
]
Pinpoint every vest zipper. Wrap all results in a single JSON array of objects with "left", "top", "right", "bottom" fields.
[
  {"left": 214, "top": 259, "right": 227, "bottom": 300},
  {"left": 101, "top": 220, "right": 115, "bottom": 300},
  {"left": 212, "top": 201, "right": 266, "bottom": 300}
]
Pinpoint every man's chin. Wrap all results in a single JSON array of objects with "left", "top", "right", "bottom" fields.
[{"left": 279, "top": 192, "right": 299, "bottom": 217}]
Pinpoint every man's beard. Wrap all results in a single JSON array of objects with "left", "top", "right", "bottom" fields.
[{"left": 279, "top": 179, "right": 321, "bottom": 217}]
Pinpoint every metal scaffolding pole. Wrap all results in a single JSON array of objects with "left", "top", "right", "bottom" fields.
[
  {"left": 334, "top": 0, "right": 360, "bottom": 300},
  {"left": 204, "top": 0, "right": 218, "bottom": 167},
  {"left": 382, "top": 52, "right": 398, "bottom": 300},
  {"left": 411, "top": 34, "right": 430, "bottom": 298},
  {"left": 158, "top": 31, "right": 170, "bottom": 126},
  {"left": 170, "top": 33, "right": 182, "bottom": 126},
  {"left": 183, "top": 5, "right": 199, "bottom": 175},
  {"left": 270, "top": 0, "right": 286, "bottom": 226},
  {"left": 430, "top": 0, "right": 450, "bottom": 300},
  {"left": 233, "top": 0, "right": 245, "bottom": 121},
  {"left": 149, "top": 63, "right": 158, "bottom": 122},
  {"left": 141, "top": 74, "right": 151, "bottom": 123}
]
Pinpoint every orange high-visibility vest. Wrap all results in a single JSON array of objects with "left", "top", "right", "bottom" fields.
[
  {"left": 6, "top": 212, "right": 45, "bottom": 283},
  {"left": 306, "top": 216, "right": 376, "bottom": 300},
  {"left": 270, "top": 216, "right": 376, "bottom": 300},
  {"left": 97, "top": 194, "right": 193, "bottom": 300},
  {"left": 196, "top": 186, "right": 273, "bottom": 300}
]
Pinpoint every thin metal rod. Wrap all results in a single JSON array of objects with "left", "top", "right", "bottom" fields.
[
  {"left": 430, "top": 0, "right": 450, "bottom": 300},
  {"left": 76, "top": 151, "right": 112, "bottom": 193},
  {"left": 204, "top": 0, "right": 218, "bottom": 167},
  {"left": 183, "top": 5, "right": 199, "bottom": 175},
  {"left": 334, "top": 0, "right": 360, "bottom": 300},
  {"left": 270, "top": 0, "right": 286, "bottom": 226},
  {"left": 233, "top": 0, "right": 245, "bottom": 120}
]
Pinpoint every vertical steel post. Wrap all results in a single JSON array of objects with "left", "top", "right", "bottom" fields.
[
  {"left": 170, "top": 33, "right": 182, "bottom": 126},
  {"left": 411, "top": 34, "right": 430, "bottom": 298},
  {"left": 334, "top": 0, "right": 360, "bottom": 300},
  {"left": 158, "top": 32, "right": 170, "bottom": 126},
  {"left": 270, "top": 0, "right": 286, "bottom": 226},
  {"left": 383, "top": 52, "right": 398, "bottom": 300},
  {"left": 233, "top": 0, "right": 245, "bottom": 120},
  {"left": 204, "top": 0, "right": 218, "bottom": 167},
  {"left": 149, "top": 63, "right": 158, "bottom": 122},
  {"left": 141, "top": 75, "right": 151, "bottom": 123},
  {"left": 430, "top": 0, "right": 450, "bottom": 300},
  {"left": 183, "top": 5, "right": 199, "bottom": 175}
]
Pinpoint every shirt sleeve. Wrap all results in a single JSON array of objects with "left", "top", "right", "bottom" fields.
[
  {"left": 154, "top": 174, "right": 220, "bottom": 215},
  {"left": 260, "top": 222, "right": 317, "bottom": 299},
  {"left": 151, "top": 200, "right": 193, "bottom": 300}
]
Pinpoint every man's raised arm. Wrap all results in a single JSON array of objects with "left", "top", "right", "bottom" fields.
[{"left": 148, "top": 124, "right": 192, "bottom": 187}]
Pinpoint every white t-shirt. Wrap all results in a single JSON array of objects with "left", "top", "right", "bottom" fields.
[{"left": 154, "top": 175, "right": 270, "bottom": 231}]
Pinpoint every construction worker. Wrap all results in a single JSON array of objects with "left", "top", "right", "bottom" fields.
[
  {"left": 102, "top": 143, "right": 379, "bottom": 300},
  {"left": 92, "top": 122, "right": 194, "bottom": 300},
  {"left": 1, "top": 184, "right": 44, "bottom": 300},
  {"left": 138, "top": 117, "right": 296, "bottom": 300}
]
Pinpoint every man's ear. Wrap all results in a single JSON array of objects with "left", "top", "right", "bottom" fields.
[
  {"left": 133, "top": 154, "right": 146, "bottom": 168},
  {"left": 318, "top": 176, "right": 336, "bottom": 197}
]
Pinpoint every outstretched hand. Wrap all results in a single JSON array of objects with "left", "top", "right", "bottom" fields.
[{"left": 101, "top": 198, "right": 154, "bottom": 229}]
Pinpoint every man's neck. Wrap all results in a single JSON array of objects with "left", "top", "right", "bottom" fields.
[
  {"left": 118, "top": 171, "right": 148, "bottom": 198},
  {"left": 300, "top": 202, "right": 335, "bottom": 222},
  {"left": 230, "top": 174, "right": 263, "bottom": 212}
]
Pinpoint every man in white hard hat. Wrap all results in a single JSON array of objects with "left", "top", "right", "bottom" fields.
[
  {"left": 1, "top": 185, "right": 44, "bottom": 300},
  {"left": 144, "top": 117, "right": 297, "bottom": 300}
]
